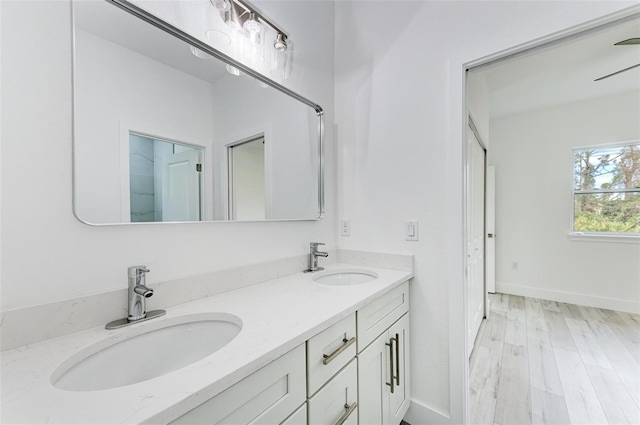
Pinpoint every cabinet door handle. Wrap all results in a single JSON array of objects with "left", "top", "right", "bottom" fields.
[
  {"left": 323, "top": 336, "right": 356, "bottom": 365},
  {"left": 385, "top": 339, "right": 394, "bottom": 394},
  {"left": 394, "top": 332, "right": 400, "bottom": 386},
  {"left": 335, "top": 402, "right": 358, "bottom": 425}
]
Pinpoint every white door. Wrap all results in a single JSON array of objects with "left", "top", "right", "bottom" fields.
[
  {"left": 466, "top": 130, "right": 486, "bottom": 356},
  {"left": 161, "top": 149, "right": 201, "bottom": 222}
]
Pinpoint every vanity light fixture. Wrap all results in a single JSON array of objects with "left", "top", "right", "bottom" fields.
[
  {"left": 273, "top": 33, "right": 287, "bottom": 52},
  {"left": 207, "top": 0, "right": 292, "bottom": 79},
  {"left": 243, "top": 12, "right": 262, "bottom": 36},
  {"left": 210, "top": 0, "right": 231, "bottom": 12}
]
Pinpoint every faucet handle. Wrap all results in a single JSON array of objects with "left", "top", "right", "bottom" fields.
[
  {"left": 128, "top": 265, "right": 150, "bottom": 276},
  {"left": 310, "top": 242, "right": 325, "bottom": 247}
]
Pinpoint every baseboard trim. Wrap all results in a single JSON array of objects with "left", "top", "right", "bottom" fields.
[
  {"left": 404, "top": 400, "right": 450, "bottom": 425},
  {"left": 495, "top": 282, "right": 640, "bottom": 314}
]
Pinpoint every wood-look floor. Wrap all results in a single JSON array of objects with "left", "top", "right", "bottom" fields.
[{"left": 470, "top": 294, "right": 640, "bottom": 425}]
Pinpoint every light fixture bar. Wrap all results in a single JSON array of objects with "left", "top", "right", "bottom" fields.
[{"left": 231, "top": 0, "right": 288, "bottom": 39}]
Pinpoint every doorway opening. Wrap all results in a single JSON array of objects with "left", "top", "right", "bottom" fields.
[
  {"left": 128, "top": 132, "right": 203, "bottom": 223},
  {"left": 227, "top": 135, "right": 266, "bottom": 221},
  {"left": 463, "top": 11, "right": 640, "bottom": 425}
]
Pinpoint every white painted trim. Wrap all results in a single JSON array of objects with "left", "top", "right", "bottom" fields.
[
  {"left": 404, "top": 399, "right": 450, "bottom": 425},
  {"left": 496, "top": 281, "right": 640, "bottom": 315},
  {"left": 568, "top": 232, "right": 640, "bottom": 244}
]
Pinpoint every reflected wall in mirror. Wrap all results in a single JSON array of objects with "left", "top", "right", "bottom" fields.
[{"left": 72, "top": 0, "right": 323, "bottom": 224}]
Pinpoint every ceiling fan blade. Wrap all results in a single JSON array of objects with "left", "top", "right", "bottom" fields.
[
  {"left": 614, "top": 38, "right": 640, "bottom": 46},
  {"left": 594, "top": 62, "right": 640, "bottom": 81}
]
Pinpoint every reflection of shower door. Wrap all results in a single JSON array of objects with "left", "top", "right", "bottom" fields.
[{"left": 161, "top": 149, "right": 201, "bottom": 221}]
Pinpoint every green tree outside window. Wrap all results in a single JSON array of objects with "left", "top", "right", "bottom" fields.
[{"left": 573, "top": 143, "right": 640, "bottom": 234}]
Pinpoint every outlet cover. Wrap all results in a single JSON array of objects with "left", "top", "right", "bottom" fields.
[{"left": 341, "top": 219, "right": 351, "bottom": 236}]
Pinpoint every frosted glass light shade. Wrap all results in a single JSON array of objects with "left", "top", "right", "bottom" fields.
[{"left": 270, "top": 42, "right": 292, "bottom": 79}]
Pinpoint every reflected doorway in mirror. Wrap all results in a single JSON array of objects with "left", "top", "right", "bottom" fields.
[
  {"left": 227, "top": 135, "right": 266, "bottom": 220},
  {"left": 128, "top": 133, "right": 204, "bottom": 223}
]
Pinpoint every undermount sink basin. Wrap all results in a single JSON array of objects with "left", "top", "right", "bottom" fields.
[
  {"left": 313, "top": 269, "right": 378, "bottom": 286},
  {"left": 51, "top": 313, "right": 242, "bottom": 391}
]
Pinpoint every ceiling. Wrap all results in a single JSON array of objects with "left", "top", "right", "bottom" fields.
[
  {"left": 470, "top": 16, "right": 640, "bottom": 119},
  {"left": 73, "top": 0, "right": 228, "bottom": 84}
]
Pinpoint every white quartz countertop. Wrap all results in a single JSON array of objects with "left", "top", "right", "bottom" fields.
[{"left": 1, "top": 263, "right": 412, "bottom": 424}]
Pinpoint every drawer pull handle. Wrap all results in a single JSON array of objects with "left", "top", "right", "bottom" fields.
[
  {"left": 323, "top": 337, "right": 356, "bottom": 365},
  {"left": 394, "top": 333, "right": 400, "bottom": 385},
  {"left": 386, "top": 339, "right": 394, "bottom": 394},
  {"left": 335, "top": 402, "right": 358, "bottom": 425}
]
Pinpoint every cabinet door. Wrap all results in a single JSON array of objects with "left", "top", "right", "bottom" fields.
[
  {"left": 388, "top": 314, "right": 410, "bottom": 425},
  {"left": 308, "top": 359, "right": 358, "bottom": 425},
  {"left": 357, "top": 332, "right": 389, "bottom": 425}
]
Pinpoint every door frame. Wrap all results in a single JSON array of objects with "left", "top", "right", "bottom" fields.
[{"left": 451, "top": 5, "right": 640, "bottom": 424}]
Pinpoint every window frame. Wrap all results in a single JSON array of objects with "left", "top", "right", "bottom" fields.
[{"left": 570, "top": 140, "right": 640, "bottom": 241}]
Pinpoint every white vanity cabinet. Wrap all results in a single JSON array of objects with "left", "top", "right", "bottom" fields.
[
  {"left": 171, "top": 344, "right": 306, "bottom": 425},
  {"left": 357, "top": 282, "right": 411, "bottom": 425},
  {"left": 170, "top": 283, "right": 410, "bottom": 425}
]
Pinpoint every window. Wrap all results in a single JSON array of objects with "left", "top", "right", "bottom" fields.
[{"left": 573, "top": 142, "right": 640, "bottom": 234}]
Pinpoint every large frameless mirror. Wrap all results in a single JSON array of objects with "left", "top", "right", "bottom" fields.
[{"left": 72, "top": 0, "right": 323, "bottom": 224}]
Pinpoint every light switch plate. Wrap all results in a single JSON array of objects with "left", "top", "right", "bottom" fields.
[{"left": 405, "top": 220, "right": 419, "bottom": 241}]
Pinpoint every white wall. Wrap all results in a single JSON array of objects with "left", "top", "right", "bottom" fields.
[
  {"left": 1, "top": 0, "right": 334, "bottom": 310},
  {"left": 489, "top": 91, "right": 640, "bottom": 313},
  {"left": 333, "top": 1, "right": 638, "bottom": 422}
]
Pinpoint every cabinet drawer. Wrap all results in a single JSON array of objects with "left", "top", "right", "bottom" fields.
[
  {"left": 281, "top": 403, "right": 307, "bottom": 425},
  {"left": 307, "top": 313, "right": 356, "bottom": 396},
  {"left": 171, "top": 344, "right": 306, "bottom": 425},
  {"left": 308, "top": 359, "right": 358, "bottom": 425},
  {"left": 357, "top": 282, "right": 409, "bottom": 352}
]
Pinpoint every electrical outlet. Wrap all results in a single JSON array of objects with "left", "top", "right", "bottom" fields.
[
  {"left": 341, "top": 219, "right": 351, "bottom": 236},
  {"left": 511, "top": 261, "right": 519, "bottom": 270}
]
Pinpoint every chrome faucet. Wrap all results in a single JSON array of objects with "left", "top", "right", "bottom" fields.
[
  {"left": 105, "top": 265, "right": 165, "bottom": 329},
  {"left": 128, "top": 266, "right": 153, "bottom": 322},
  {"left": 305, "top": 242, "right": 328, "bottom": 272}
]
